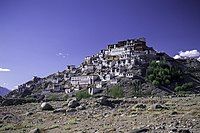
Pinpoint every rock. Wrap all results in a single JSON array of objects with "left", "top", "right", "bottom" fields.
[
  {"left": 76, "top": 105, "right": 86, "bottom": 110},
  {"left": 25, "top": 112, "right": 33, "bottom": 116},
  {"left": 0, "top": 96, "right": 4, "bottom": 103},
  {"left": 151, "top": 103, "right": 167, "bottom": 110},
  {"left": 178, "top": 129, "right": 191, "bottom": 133},
  {"left": 97, "top": 96, "right": 114, "bottom": 108},
  {"left": 129, "top": 127, "right": 149, "bottom": 133},
  {"left": 2, "top": 115, "right": 14, "bottom": 121},
  {"left": 33, "top": 94, "right": 45, "bottom": 102},
  {"left": 155, "top": 125, "right": 165, "bottom": 130},
  {"left": 134, "top": 103, "right": 147, "bottom": 109},
  {"left": 20, "top": 89, "right": 32, "bottom": 97},
  {"left": 171, "top": 128, "right": 178, "bottom": 132},
  {"left": 171, "top": 111, "right": 178, "bottom": 115},
  {"left": 1, "top": 98, "right": 36, "bottom": 106},
  {"left": 68, "top": 99, "right": 80, "bottom": 108},
  {"left": 41, "top": 102, "right": 54, "bottom": 111},
  {"left": 29, "top": 128, "right": 41, "bottom": 133},
  {"left": 53, "top": 108, "right": 66, "bottom": 113},
  {"left": 1, "top": 98, "right": 23, "bottom": 106},
  {"left": 66, "top": 108, "right": 77, "bottom": 112}
]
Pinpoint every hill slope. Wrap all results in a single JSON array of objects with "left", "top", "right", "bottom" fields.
[
  {"left": 5, "top": 38, "right": 200, "bottom": 100},
  {"left": 0, "top": 87, "right": 10, "bottom": 96}
]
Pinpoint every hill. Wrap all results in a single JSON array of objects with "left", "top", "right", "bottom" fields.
[
  {"left": 4, "top": 37, "right": 200, "bottom": 102},
  {"left": 0, "top": 87, "right": 10, "bottom": 96}
]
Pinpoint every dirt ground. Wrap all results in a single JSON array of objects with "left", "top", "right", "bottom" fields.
[{"left": 0, "top": 95, "right": 200, "bottom": 133}]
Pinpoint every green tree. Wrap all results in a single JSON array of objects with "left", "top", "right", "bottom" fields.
[{"left": 146, "top": 60, "right": 182, "bottom": 87}]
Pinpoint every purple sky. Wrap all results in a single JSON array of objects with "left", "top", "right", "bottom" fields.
[{"left": 0, "top": 0, "right": 200, "bottom": 90}]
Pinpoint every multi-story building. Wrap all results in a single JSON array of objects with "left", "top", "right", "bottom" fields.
[{"left": 71, "top": 75, "right": 98, "bottom": 86}]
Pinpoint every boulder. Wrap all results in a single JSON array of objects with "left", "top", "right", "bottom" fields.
[
  {"left": 151, "top": 103, "right": 167, "bottom": 110},
  {"left": 53, "top": 108, "right": 66, "bottom": 113},
  {"left": 129, "top": 127, "right": 149, "bottom": 133},
  {"left": 29, "top": 128, "right": 41, "bottom": 133},
  {"left": 76, "top": 105, "right": 86, "bottom": 110},
  {"left": 2, "top": 115, "right": 14, "bottom": 121},
  {"left": 25, "top": 112, "right": 33, "bottom": 116},
  {"left": 66, "top": 108, "right": 77, "bottom": 113},
  {"left": 41, "top": 102, "right": 54, "bottom": 111},
  {"left": 97, "top": 96, "right": 114, "bottom": 108},
  {"left": 178, "top": 129, "right": 191, "bottom": 133},
  {"left": 171, "top": 111, "right": 178, "bottom": 115},
  {"left": 134, "top": 103, "right": 147, "bottom": 109},
  {"left": 68, "top": 99, "right": 80, "bottom": 108}
]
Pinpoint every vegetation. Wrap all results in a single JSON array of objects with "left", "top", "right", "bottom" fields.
[
  {"left": 62, "top": 94, "right": 69, "bottom": 101},
  {"left": 175, "top": 82, "right": 194, "bottom": 92},
  {"left": 45, "top": 93, "right": 68, "bottom": 101},
  {"left": 108, "top": 85, "right": 124, "bottom": 98},
  {"left": 75, "top": 90, "right": 91, "bottom": 100},
  {"left": 132, "top": 80, "right": 142, "bottom": 96},
  {"left": 46, "top": 93, "right": 60, "bottom": 101},
  {"left": 146, "top": 60, "right": 183, "bottom": 86}
]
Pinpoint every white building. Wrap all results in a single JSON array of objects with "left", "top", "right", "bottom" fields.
[{"left": 71, "top": 75, "right": 98, "bottom": 86}]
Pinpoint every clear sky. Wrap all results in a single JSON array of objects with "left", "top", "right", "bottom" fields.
[{"left": 0, "top": 0, "right": 200, "bottom": 90}]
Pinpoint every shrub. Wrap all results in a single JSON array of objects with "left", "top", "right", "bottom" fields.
[
  {"left": 62, "top": 94, "right": 69, "bottom": 101},
  {"left": 132, "top": 80, "right": 143, "bottom": 96},
  {"left": 152, "top": 80, "right": 160, "bottom": 86},
  {"left": 175, "top": 82, "right": 194, "bottom": 92},
  {"left": 75, "top": 90, "right": 91, "bottom": 100},
  {"left": 165, "top": 79, "right": 170, "bottom": 84},
  {"left": 174, "top": 86, "right": 182, "bottom": 92},
  {"left": 108, "top": 86, "right": 124, "bottom": 98}
]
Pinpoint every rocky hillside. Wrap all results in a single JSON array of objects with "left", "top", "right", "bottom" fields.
[{"left": 4, "top": 38, "right": 200, "bottom": 102}]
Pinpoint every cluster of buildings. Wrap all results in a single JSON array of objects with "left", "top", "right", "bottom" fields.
[
  {"left": 64, "top": 38, "right": 157, "bottom": 94},
  {"left": 16, "top": 38, "right": 161, "bottom": 96}
]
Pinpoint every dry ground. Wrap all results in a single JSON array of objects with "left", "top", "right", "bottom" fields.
[{"left": 0, "top": 95, "right": 200, "bottom": 133}]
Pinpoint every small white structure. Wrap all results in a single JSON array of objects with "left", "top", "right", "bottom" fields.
[
  {"left": 126, "top": 73, "right": 134, "bottom": 78},
  {"left": 95, "top": 81, "right": 104, "bottom": 88},
  {"left": 88, "top": 88, "right": 103, "bottom": 95},
  {"left": 118, "top": 72, "right": 124, "bottom": 77},
  {"left": 82, "top": 65, "right": 95, "bottom": 72},
  {"left": 105, "top": 74, "right": 112, "bottom": 81},
  {"left": 65, "top": 88, "right": 73, "bottom": 94},
  {"left": 110, "top": 79, "right": 118, "bottom": 84}
]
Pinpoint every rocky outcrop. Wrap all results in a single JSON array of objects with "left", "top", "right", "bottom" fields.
[
  {"left": 67, "top": 99, "right": 80, "bottom": 108},
  {"left": 0, "top": 98, "right": 37, "bottom": 106},
  {"left": 41, "top": 102, "right": 54, "bottom": 111}
]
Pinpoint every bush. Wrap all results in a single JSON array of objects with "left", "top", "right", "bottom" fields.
[
  {"left": 152, "top": 80, "right": 160, "bottom": 86},
  {"left": 174, "top": 86, "right": 182, "bottom": 92},
  {"left": 165, "top": 79, "right": 170, "bottom": 84},
  {"left": 175, "top": 82, "right": 194, "bottom": 92},
  {"left": 108, "top": 86, "right": 124, "bottom": 98},
  {"left": 62, "top": 94, "right": 69, "bottom": 101},
  {"left": 75, "top": 90, "right": 91, "bottom": 100},
  {"left": 132, "top": 80, "right": 142, "bottom": 97}
]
